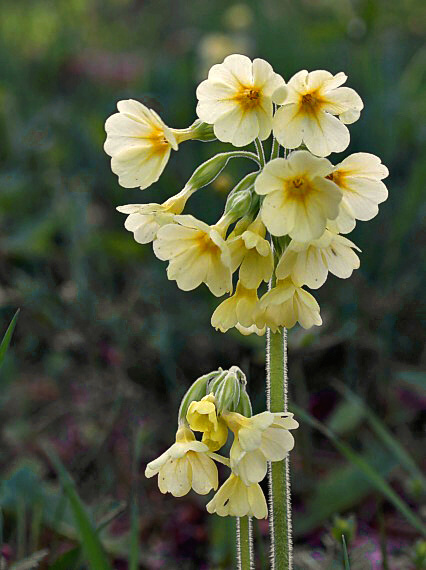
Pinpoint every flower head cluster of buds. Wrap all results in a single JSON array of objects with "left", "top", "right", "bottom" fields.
[
  {"left": 145, "top": 366, "right": 298, "bottom": 518},
  {"left": 105, "top": 54, "right": 389, "bottom": 335}
]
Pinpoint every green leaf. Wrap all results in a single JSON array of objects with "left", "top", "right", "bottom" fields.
[
  {"left": 43, "top": 446, "right": 112, "bottom": 570},
  {"left": 342, "top": 536, "right": 351, "bottom": 569},
  {"left": 129, "top": 500, "right": 139, "bottom": 570},
  {"left": 49, "top": 547, "right": 81, "bottom": 570},
  {"left": 338, "top": 384, "right": 426, "bottom": 491},
  {"left": 0, "top": 309, "right": 20, "bottom": 369},
  {"left": 291, "top": 404, "right": 426, "bottom": 536}
]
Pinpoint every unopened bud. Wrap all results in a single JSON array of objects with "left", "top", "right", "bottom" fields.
[
  {"left": 330, "top": 514, "right": 357, "bottom": 545},
  {"left": 178, "top": 369, "right": 221, "bottom": 422},
  {"left": 187, "top": 153, "right": 232, "bottom": 191},
  {"left": 187, "top": 119, "right": 216, "bottom": 142},
  {"left": 236, "top": 388, "right": 252, "bottom": 418},
  {"left": 207, "top": 366, "right": 248, "bottom": 414},
  {"left": 225, "top": 189, "right": 252, "bottom": 219}
]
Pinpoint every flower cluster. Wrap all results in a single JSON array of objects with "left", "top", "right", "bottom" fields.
[
  {"left": 145, "top": 367, "right": 298, "bottom": 518},
  {"left": 105, "top": 54, "right": 389, "bottom": 335}
]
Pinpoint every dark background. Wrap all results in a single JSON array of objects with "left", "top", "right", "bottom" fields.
[{"left": 0, "top": 0, "right": 425, "bottom": 568}]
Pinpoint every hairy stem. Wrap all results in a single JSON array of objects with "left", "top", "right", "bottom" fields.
[
  {"left": 254, "top": 138, "right": 266, "bottom": 167},
  {"left": 237, "top": 516, "right": 253, "bottom": 570},
  {"left": 267, "top": 326, "right": 293, "bottom": 569}
]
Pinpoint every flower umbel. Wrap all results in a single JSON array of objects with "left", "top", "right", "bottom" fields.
[
  {"left": 272, "top": 69, "right": 363, "bottom": 157},
  {"left": 196, "top": 54, "right": 285, "bottom": 147},
  {"left": 145, "top": 425, "right": 218, "bottom": 497}
]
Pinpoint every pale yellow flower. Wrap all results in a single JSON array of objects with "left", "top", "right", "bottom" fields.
[
  {"left": 326, "top": 152, "right": 389, "bottom": 233},
  {"left": 206, "top": 473, "right": 268, "bottom": 519},
  {"left": 187, "top": 394, "right": 228, "bottom": 452},
  {"left": 235, "top": 323, "right": 266, "bottom": 336},
  {"left": 104, "top": 99, "right": 178, "bottom": 190},
  {"left": 227, "top": 218, "right": 273, "bottom": 288},
  {"left": 153, "top": 214, "right": 232, "bottom": 297},
  {"left": 276, "top": 230, "right": 361, "bottom": 289},
  {"left": 117, "top": 187, "right": 193, "bottom": 244},
  {"left": 196, "top": 54, "right": 285, "bottom": 147},
  {"left": 145, "top": 426, "right": 218, "bottom": 497},
  {"left": 272, "top": 69, "right": 363, "bottom": 157},
  {"left": 255, "top": 150, "right": 342, "bottom": 241},
  {"left": 258, "top": 278, "right": 322, "bottom": 331},
  {"left": 223, "top": 411, "right": 298, "bottom": 485},
  {"left": 211, "top": 281, "right": 261, "bottom": 334}
]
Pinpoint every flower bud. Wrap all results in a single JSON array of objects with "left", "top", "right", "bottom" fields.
[
  {"left": 330, "top": 514, "right": 357, "bottom": 545},
  {"left": 187, "top": 153, "right": 233, "bottom": 191},
  {"left": 178, "top": 370, "right": 221, "bottom": 422},
  {"left": 236, "top": 387, "right": 253, "bottom": 418},
  {"left": 208, "top": 365, "right": 247, "bottom": 414},
  {"left": 172, "top": 120, "right": 216, "bottom": 144},
  {"left": 224, "top": 189, "right": 252, "bottom": 219}
]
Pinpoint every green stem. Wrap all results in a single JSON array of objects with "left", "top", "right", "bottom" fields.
[
  {"left": 267, "top": 326, "right": 292, "bottom": 569},
  {"left": 237, "top": 516, "right": 253, "bottom": 569},
  {"left": 270, "top": 136, "right": 280, "bottom": 160},
  {"left": 254, "top": 138, "right": 266, "bottom": 167}
]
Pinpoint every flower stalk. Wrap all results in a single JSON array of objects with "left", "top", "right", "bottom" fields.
[{"left": 237, "top": 516, "right": 253, "bottom": 570}]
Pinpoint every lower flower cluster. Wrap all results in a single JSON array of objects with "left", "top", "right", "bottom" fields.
[{"left": 145, "top": 368, "right": 298, "bottom": 519}]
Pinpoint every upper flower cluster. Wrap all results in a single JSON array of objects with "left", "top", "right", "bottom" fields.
[
  {"left": 104, "top": 54, "right": 389, "bottom": 336},
  {"left": 145, "top": 367, "right": 298, "bottom": 519}
]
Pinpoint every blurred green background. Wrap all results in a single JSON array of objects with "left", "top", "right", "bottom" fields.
[{"left": 0, "top": 0, "right": 425, "bottom": 568}]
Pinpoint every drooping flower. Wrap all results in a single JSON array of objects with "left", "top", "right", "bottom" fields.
[
  {"left": 258, "top": 277, "right": 322, "bottom": 331},
  {"left": 227, "top": 218, "right": 274, "bottom": 288},
  {"left": 223, "top": 411, "right": 298, "bottom": 485},
  {"left": 211, "top": 281, "right": 262, "bottom": 334},
  {"left": 326, "top": 153, "right": 389, "bottom": 233},
  {"left": 153, "top": 214, "right": 233, "bottom": 297},
  {"left": 186, "top": 394, "right": 228, "bottom": 451},
  {"left": 255, "top": 150, "right": 342, "bottom": 241},
  {"left": 117, "top": 187, "right": 194, "bottom": 244},
  {"left": 206, "top": 473, "right": 268, "bottom": 519},
  {"left": 104, "top": 99, "right": 178, "bottom": 190},
  {"left": 145, "top": 426, "right": 218, "bottom": 497},
  {"left": 276, "top": 230, "right": 361, "bottom": 289},
  {"left": 272, "top": 69, "right": 364, "bottom": 157},
  {"left": 196, "top": 54, "right": 286, "bottom": 147}
]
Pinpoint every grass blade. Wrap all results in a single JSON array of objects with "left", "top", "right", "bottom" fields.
[
  {"left": 342, "top": 536, "right": 350, "bottom": 569},
  {"left": 0, "top": 309, "right": 20, "bottom": 369},
  {"left": 338, "top": 383, "right": 426, "bottom": 490},
  {"left": 291, "top": 404, "right": 426, "bottom": 536},
  {"left": 43, "top": 446, "right": 112, "bottom": 570}
]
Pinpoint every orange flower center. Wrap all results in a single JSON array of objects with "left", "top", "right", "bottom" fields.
[
  {"left": 326, "top": 170, "right": 346, "bottom": 188},
  {"left": 286, "top": 176, "right": 313, "bottom": 199},
  {"left": 299, "top": 90, "right": 324, "bottom": 115},
  {"left": 234, "top": 86, "right": 262, "bottom": 111},
  {"left": 148, "top": 128, "right": 170, "bottom": 156},
  {"left": 196, "top": 233, "right": 220, "bottom": 256}
]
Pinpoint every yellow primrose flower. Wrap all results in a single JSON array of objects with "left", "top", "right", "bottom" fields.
[
  {"left": 272, "top": 69, "right": 364, "bottom": 157},
  {"left": 145, "top": 426, "right": 218, "bottom": 497},
  {"left": 196, "top": 54, "right": 286, "bottom": 147},
  {"left": 326, "top": 152, "right": 389, "bottom": 234},
  {"left": 153, "top": 214, "right": 233, "bottom": 297},
  {"left": 211, "top": 281, "right": 261, "bottom": 334},
  {"left": 206, "top": 473, "right": 268, "bottom": 519},
  {"left": 187, "top": 394, "right": 228, "bottom": 452},
  {"left": 104, "top": 99, "right": 178, "bottom": 190},
  {"left": 227, "top": 218, "right": 274, "bottom": 289},
  {"left": 223, "top": 411, "right": 299, "bottom": 485},
  {"left": 255, "top": 150, "right": 342, "bottom": 241},
  {"left": 116, "top": 187, "right": 194, "bottom": 244},
  {"left": 258, "top": 277, "right": 322, "bottom": 331},
  {"left": 276, "top": 229, "right": 361, "bottom": 289}
]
